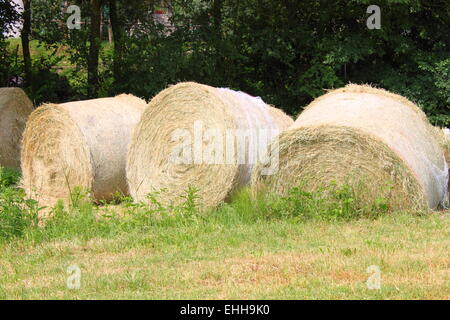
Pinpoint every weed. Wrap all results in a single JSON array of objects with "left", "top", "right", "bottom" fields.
[{"left": 0, "top": 167, "right": 40, "bottom": 240}]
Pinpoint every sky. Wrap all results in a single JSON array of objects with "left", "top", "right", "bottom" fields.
[{"left": 6, "top": 0, "right": 24, "bottom": 38}]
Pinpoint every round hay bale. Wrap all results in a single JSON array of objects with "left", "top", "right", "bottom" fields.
[
  {"left": 0, "top": 87, "right": 34, "bottom": 169},
  {"left": 432, "top": 126, "right": 450, "bottom": 206},
  {"left": 21, "top": 94, "right": 146, "bottom": 205},
  {"left": 126, "top": 82, "right": 293, "bottom": 208},
  {"left": 252, "top": 84, "right": 448, "bottom": 211},
  {"left": 433, "top": 127, "right": 450, "bottom": 163},
  {"left": 443, "top": 128, "right": 450, "bottom": 167}
]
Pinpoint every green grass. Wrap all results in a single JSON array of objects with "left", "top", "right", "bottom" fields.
[
  {"left": 0, "top": 212, "right": 448, "bottom": 299},
  {"left": 0, "top": 170, "right": 448, "bottom": 299}
]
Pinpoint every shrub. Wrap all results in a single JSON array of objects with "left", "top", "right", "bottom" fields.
[
  {"left": 264, "top": 181, "right": 390, "bottom": 221},
  {"left": 0, "top": 167, "right": 40, "bottom": 240},
  {"left": 0, "top": 167, "right": 20, "bottom": 188}
]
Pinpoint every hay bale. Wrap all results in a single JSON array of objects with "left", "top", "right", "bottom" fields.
[
  {"left": 433, "top": 127, "right": 450, "bottom": 163},
  {"left": 252, "top": 84, "right": 448, "bottom": 211},
  {"left": 433, "top": 126, "right": 450, "bottom": 206},
  {"left": 444, "top": 128, "right": 450, "bottom": 165},
  {"left": 126, "top": 82, "right": 293, "bottom": 208},
  {"left": 0, "top": 87, "right": 34, "bottom": 169},
  {"left": 21, "top": 94, "right": 146, "bottom": 205}
]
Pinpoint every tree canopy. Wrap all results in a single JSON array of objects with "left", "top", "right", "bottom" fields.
[{"left": 0, "top": 0, "right": 448, "bottom": 125}]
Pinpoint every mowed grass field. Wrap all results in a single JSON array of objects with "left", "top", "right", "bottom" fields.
[
  {"left": 0, "top": 200, "right": 448, "bottom": 299},
  {"left": 0, "top": 167, "right": 449, "bottom": 299}
]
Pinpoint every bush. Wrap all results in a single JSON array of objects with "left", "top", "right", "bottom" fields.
[
  {"left": 263, "top": 181, "right": 391, "bottom": 221},
  {"left": 0, "top": 167, "right": 40, "bottom": 240},
  {"left": 0, "top": 167, "right": 20, "bottom": 188}
]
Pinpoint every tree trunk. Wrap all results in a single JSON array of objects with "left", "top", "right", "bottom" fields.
[
  {"left": 108, "top": 0, "right": 124, "bottom": 92},
  {"left": 100, "top": 7, "right": 104, "bottom": 40},
  {"left": 211, "top": 0, "right": 224, "bottom": 77},
  {"left": 212, "top": 0, "right": 222, "bottom": 37},
  {"left": 21, "top": 0, "right": 32, "bottom": 86},
  {"left": 88, "top": 0, "right": 102, "bottom": 98},
  {"left": 108, "top": 18, "right": 113, "bottom": 44}
]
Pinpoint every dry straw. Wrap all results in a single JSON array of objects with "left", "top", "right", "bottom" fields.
[
  {"left": 433, "top": 127, "right": 450, "bottom": 165},
  {"left": 252, "top": 84, "right": 448, "bottom": 211},
  {"left": 21, "top": 94, "right": 146, "bottom": 205},
  {"left": 433, "top": 126, "right": 450, "bottom": 205},
  {"left": 126, "top": 82, "right": 293, "bottom": 208},
  {"left": 0, "top": 87, "right": 34, "bottom": 169}
]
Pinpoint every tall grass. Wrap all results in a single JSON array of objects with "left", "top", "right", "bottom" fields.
[
  {"left": 0, "top": 168, "right": 410, "bottom": 245},
  {"left": 0, "top": 167, "right": 39, "bottom": 240}
]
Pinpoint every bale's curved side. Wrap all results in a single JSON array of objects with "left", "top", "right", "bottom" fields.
[
  {"left": 21, "top": 94, "right": 146, "bottom": 205},
  {"left": 127, "top": 82, "right": 293, "bottom": 208},
  {"left": 268, "top": 106, "right": 296, "bottom": 129},
  {"left": 433, "top": 126, "right": 450, "bottom": 205},
  {"left": 0, "top": 88, "right": 34, "bottom": 169},
  {"left": 443, "top": 129, "right": 450, "bottom": 170},
  {"left": 433, "top": 127, "right": 450, "bottom": 165},
  {"left": 252, "top": 84, "right": 447, "bottom": 211}
]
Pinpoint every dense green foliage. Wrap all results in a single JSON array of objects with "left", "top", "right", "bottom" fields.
[
  {"left": 0, "top": 0, "right": 449, "bottom": 124},
  {"left": 0, "top": 167, "right": 39, "bottom": 240}
]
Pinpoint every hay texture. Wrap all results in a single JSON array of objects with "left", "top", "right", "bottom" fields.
[
  {"left": 21, "top": 94, "right": 146, "bottom": 205},
  {"left": 252, "top": 84, "right": 448, "bottom": 211},
  {"left": 0, "top": 87, "right": 34, "bottom": 169},
  {"left": 126, "top": 82, "right": 293, "bottom": 208},
  {"left": 433, "top": 127, "right": 450, "bottom": 164},
  {"left": 433, "top": 126, "right": 450, "bottom": 206}
]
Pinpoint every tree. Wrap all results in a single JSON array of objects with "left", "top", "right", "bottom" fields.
[
  {"left": 5, "top": 0, "right": 448, "bottom": 125},
  {"left": 108, "top": 0, "right": 124, "bottom": 92},
  {"left": 87, "top": 0, "right": 102, "bottom": 97},
  {"left": 0, "top": 0, "right": 20, "bottom": 86},
  {"left": 0, "top": 0, "right": 20, "bottom": 38},
  {"left": 21, "top": 0, "right": 32, "bottom": 86}
]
